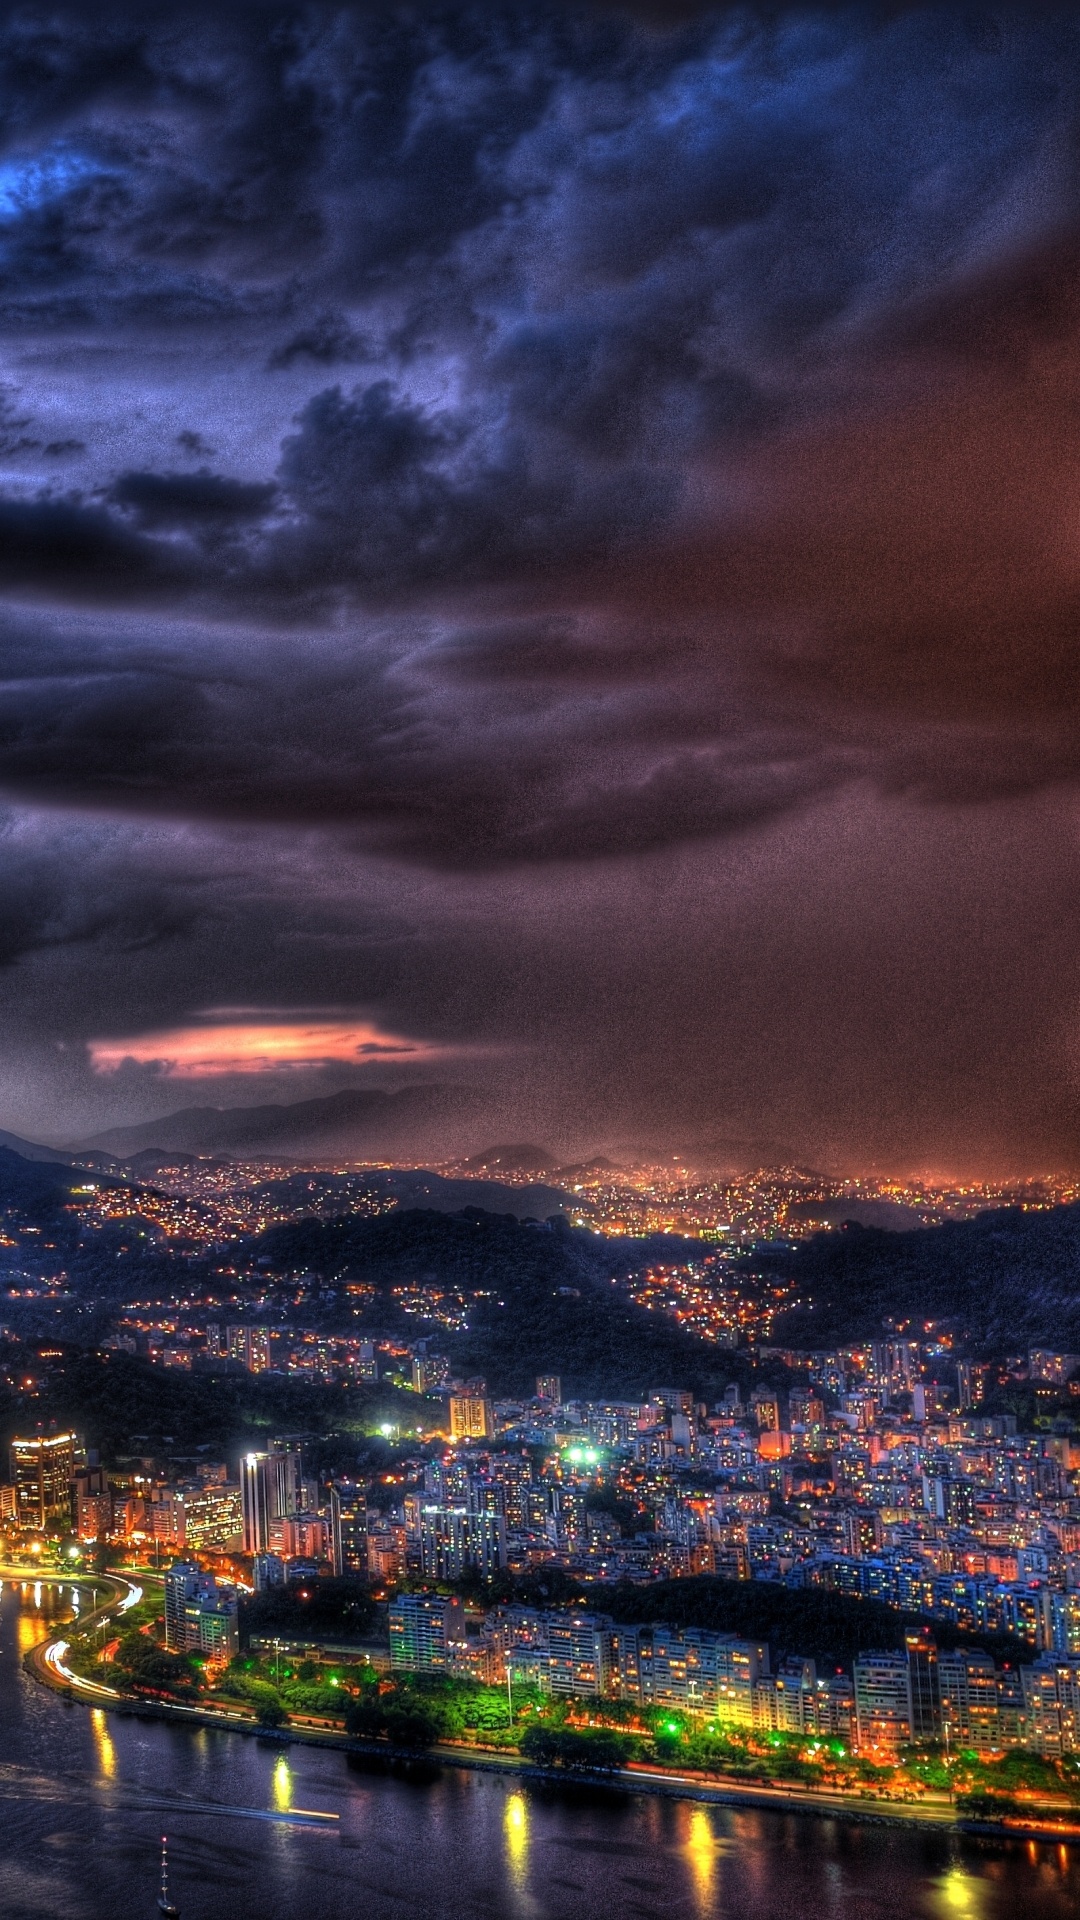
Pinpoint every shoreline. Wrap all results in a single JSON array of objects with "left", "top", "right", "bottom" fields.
[{"left": 9, "top": 1567, "right": 1080, "bottom": 1848}]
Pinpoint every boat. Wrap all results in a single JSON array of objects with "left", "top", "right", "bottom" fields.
[{"left": 157, "top": 1835, "right": 180, "bottom": 1917}]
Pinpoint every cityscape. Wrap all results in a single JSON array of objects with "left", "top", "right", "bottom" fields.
[{"left": 6, "top": 1234, "right": 1080, "bottom": 1811}]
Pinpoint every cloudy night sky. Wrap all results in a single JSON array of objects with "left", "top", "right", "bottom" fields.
[{"left": 0, "top": 2, "right": 1079, "bottom": 1170}]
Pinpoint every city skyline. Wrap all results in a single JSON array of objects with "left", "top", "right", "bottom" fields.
[{"left": 0, "top": 5, "right": 1079, "bottom": 1172}]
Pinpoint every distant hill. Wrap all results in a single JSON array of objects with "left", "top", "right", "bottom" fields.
[
  {"left": 785, "top": 1198, "right": 927, "bottom": 1232},
  {"left": 77, "top": 1084, "right": 484, "bottom": 1160},
  {"left": 247, "top": 1206, "right": 729, "bottom": 1400},
  {"left": 0, "top": 1128, "right": 116, "bottom": 1170},
  {"left": 360, "top": 1168, "right": 572, "bottom": 1218},
  {"left": 768, "top": 1203, "right": 1080, "bottom": 1349},
  {"left": 0, "top": 1144, "right": 96, "bottom": 1206},
  {"left": 123, "top": 1148, "right": 200, "bottom": 1174},
  {"left": 465, "top": 1144, "right": 557, "bottom": 1175}
]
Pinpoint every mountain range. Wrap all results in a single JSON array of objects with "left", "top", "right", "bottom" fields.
[{"left": 76, "top": 1084, "right": 485, "bottom": 1160}]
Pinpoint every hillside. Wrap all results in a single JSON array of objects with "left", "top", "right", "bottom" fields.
[
  {"left": 768, "top": 1203, "right": 1080, "bottom": 1350},
  {"left": 250, "top": 1208, "right": 740, "bottom": 1401}
]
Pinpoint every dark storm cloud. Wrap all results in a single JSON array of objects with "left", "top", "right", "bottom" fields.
[
  {"left": 0, "top": 4, "right": 1073, "bottom": 866},
  {"left": 2, "top": 3, "right": 1080, "bottom": 1167},
  {"left": 0, "top": 810, "right": 197, "bottom": 967}
]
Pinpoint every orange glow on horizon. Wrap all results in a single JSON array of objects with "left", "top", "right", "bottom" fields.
[{"left": 89, "top": 1011, "right": 444, "bottom": 1077}]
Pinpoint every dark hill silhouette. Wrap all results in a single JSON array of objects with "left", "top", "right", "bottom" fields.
[
  {"left": 78, "top": 1084, "right": 482, "bottom": 1159},
  {"left": 768, "top": 1203, "right": 1080, "bottom": 1349},
  {"left": 249, "top": 1206, "right": 731, "bottom": 1400}
]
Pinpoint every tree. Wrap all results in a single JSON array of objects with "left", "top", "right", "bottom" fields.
[{"left": 246, "top": 1680, "right": 287, "bottom": 1727}]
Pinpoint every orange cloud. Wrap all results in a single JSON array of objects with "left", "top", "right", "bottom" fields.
[{"left": 89, "top": 1012, "right": 439, "bottom": 1078}]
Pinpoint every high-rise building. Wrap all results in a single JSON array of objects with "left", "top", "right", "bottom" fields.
[
  {"left": 330, "top": 1487, "right": 369, "bottom": 1577},
  {"left": 10, "top": 1433, "right": 76, "bottom": 1531},
  {"left": 419, "top": 1504, "right": 471, "bottom": 1580},
  {"left": 468, "top": 1509, "right": 508, "bottom": 1578},
  {"left": 280, "top": 1511, "right": 330, "bottom": 1561},
  {"left": 246, "top": 1327, "right": 271, "bottom": 1374},
  {"left": 546, "top": 1613, "right": 615, "bottom": 1698},
  {"left": 853, "top": 1653, "right": 913, "bottom": 1753},
  {"left": 253, "top": 1552, "right": 285, "bottom": 1592},
  {"left": 389, "top": 1593, "right": 466, "bottom": 1672},
  {"left": 241, "top": 1443, "right": 305, "bottom": 1554},
  {"left": 412, "top": 1352, "right": 451, "bottom": 1393},
  {"left": 1021, "top": 1655, "right": 1080, "bottom": 1757},
  {"left": 240, "top": 1453, "right": 274, "bottom": 1555},
  {"left": 182, "top": 1483, "right": 243, "bottom": 1551},
  {"left": 226, "top": 1325, "right": 272, "bottom": 1372},
  {"left": 905, "top": 1633, "right": 941, "bottom": 1741},
  {"left": 536, "top": 1375, "right": 562, "bottom": 1404},
  {"left": 937, "top": 1648, "right": 1001, "bottom": 1754},
  {"left": 450, "top": 1394, "right": 493, "bottom": 1442},
  {"left": 269, "top": 1442, "right": 303, "bottom": 1518},
  {"left": 163, "top": 1561, "right": 239, "bottom": 1659}
]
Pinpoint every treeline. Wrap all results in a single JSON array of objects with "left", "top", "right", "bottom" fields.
[
  {"left": 241, "top": 1577, "right": 378, "bottom": 1642},
  {"left": 2, "top": 1349, "right": 424, "bottom": 1460},
  {"left": 586, "top": 1574, "right": 1035, "bottom": 1669},
  {"left": 462, "top": 1570, "right": 1034, "bottom": 1671}
]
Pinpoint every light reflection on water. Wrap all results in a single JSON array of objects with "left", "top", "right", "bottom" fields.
[
  {"left": 683, "top": 1802, "right": 721, "bottom": 1915},
  {"left": 504, "top": 1789, "right": 528, "bottom": 1887},
  {"left": 0, "top": 1584, "right": 1077, "bottom": 1920},
  {"left": 90, "top": 1708, "right": 116, "bottom": 1780}
]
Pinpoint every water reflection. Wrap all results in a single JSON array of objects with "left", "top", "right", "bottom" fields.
[
  {"left": 90, "top": 1709, "right": 116, "bottom": 1780},
  {"left": 504, "top": 1790, "right": 529, "bottom": 1889},
  {"left": 683, "top": 1803, "right": 720, "bottom": 1915},
  {"left": 272, "top": 1755, "right": 292, "bottom": 1812},
  {"left": 933, "top": 1864, "right": 989, "bottom": 1918},
  {"left": 17, "top": 1610, "right": 49, "bottom": 1656}
]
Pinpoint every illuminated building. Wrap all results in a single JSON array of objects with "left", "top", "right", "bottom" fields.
[
  {"left": 545, "top": 1614, "right": 615, "bottom": 1697},
  {"left": 330, "top": 1487, "right": 369, "bottom": 1577},
  {"left": 247, "top": 1326, "right": 271, "bottom": 1373},
  {"left": 240, "top": 1453, "right": 274, "bottom": 1554},
  {"left": 905, "top": 1633, "right": 941, "bottom": 1741},
  {"left": 468, "top": 1509, "right": 508, "bottom": 1577},
  {"left": 253, "top": 1553, "right": 285, "bottom": 1592},
  {"left": 389, "top": 1593, "right": 466, "bottom": 1672},
  {"left": 853, "top": 1653, "right": 913, "bottom": 1752},
  {"left": 77, "top": 1492, "right": 111, "bottom": 1539},
  {"left": 181, "top": 1483, "right": 243, "bottom": 1551},
  {"left": 163, "top": 1560, "right": 239, "bottom": 1659},
  {"left": 937, "top": 1648, "right": 1002, "bottom": 1753},
  {"left": 450, "top": 1394, "right": 493, "bottom": 1442},
  {"left": 240, "top": 1445, "right": 302, "bottom": 1554},
  {"left": 280, "top": 1511, "right": 329, "bottom": 1561},
  {"left": 1021, "top": 1655, "right": 1080, "bottom": 1756},
  {"left": 411, "top": 1352, "right": 450, "bottom": 1393},
  {"left": 536, "top": 1375, "right": 561, "bottom": 1404},
  {"left": 419, "top": 1504, "right": 471, "bottom": 1580},
  {"left": 10, "top": 1432, "right": 76, "bottom": 1531},
  {"left": 227, "top": 1324, "right": 272, "bottom": 1372}
]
